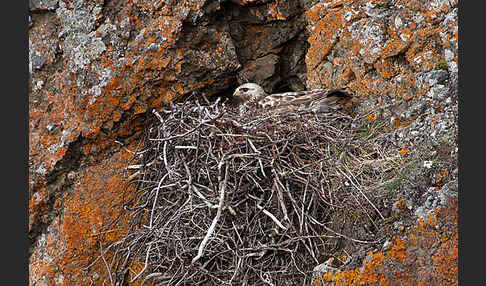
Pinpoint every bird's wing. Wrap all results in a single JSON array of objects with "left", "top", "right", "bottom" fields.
[{"left": 258, "top": 89, "right": 352, "bottom": 110}]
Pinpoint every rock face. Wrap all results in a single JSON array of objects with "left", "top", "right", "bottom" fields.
[{"left": 29, "top": 0, "right": 457, "bottom": 285}]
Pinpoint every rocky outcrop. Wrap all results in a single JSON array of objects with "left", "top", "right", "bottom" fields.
[
  {"left": 314, "top": 185, "right": 457, "bottom": 285},
  {"left": 29, "top": 0, "right": 457, "bottom": 285}
]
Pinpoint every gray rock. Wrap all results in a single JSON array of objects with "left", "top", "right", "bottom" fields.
[
  {"left": 29, "top": 0, "right": 58, "bottom": 11},
  {"left": 30, "top": 54, "right": 45, "bottom": 72},
  {"left": 425, "top": 70, "right": 448, "bottom": 86},
  {"left": 240, "top": 54, "right": 279, "bottom": 82},
  {"left": 312, "top": 258, "right": 338, "bottom": 282},
  {"left": 414, "top": 181, "right": 458, "bottom": 220}
]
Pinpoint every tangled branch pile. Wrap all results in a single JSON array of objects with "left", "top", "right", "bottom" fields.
[{"left": 112, "top": 96, "right": 402, "bottom": 285}]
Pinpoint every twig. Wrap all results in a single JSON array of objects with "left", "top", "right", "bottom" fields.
[
  {"left": 130, "top": 243, "right": 152, "bottom": 282},
  {"left": 192, "top": 161, "right": 229, "bottom": 264},
  {"left": 321, "top": 224, "right": 380, "bottom": 244},
  {"left": 99, "top": 241, "right": 115, "bottom": 286},
  {"left": 339, "top": 169, "right": 385, "bottom": 220},
  {"left": 151, "top": 111, "right": 223, "bottom": 142},
  {"left": 148, "top": 173, "right": 169, "bottom": 229},
  {"left": 272, "top": 171, "right": 289, "bottom": 222},
  {"left": 250, "top": 194, "right": 288, "bottom": 231}
]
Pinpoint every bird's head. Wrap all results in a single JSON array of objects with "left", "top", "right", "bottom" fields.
[{"left": 233, "top": 83, "right": 267, "bottom": 103}]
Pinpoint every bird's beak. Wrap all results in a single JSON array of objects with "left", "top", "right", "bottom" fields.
[{"left": 233, "top": 90, "right": 240, "bottom": 98}]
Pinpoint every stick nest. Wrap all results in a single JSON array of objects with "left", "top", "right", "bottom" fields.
[{"left": 113, "top": 96, "right": 399, "bottom": 285}]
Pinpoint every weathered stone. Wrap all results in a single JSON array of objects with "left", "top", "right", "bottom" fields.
[
  {"left": 315, "top": 197, "right": 458, "bottom": 285},
  {"left": 29, "top": 0, "right": 58, "bottom": 11},
  {"left": 229, "top": 0, "right": 272, "bottom": 6},
  {"left": 229, "top": 13, "right": 304, "bottom": 61},
  {"left": 237, "top": 53, "right": 280, "bottom": 89},
  {"left": 305, "top": 0, "right": 457, "bottom": 99},
  {"left": 28, "top": 0, "right": 457, "bottom": 284},
  {"left": 28, "top": 19, "right": 59, "bottom": 74},
  {"left": 226, "top": 0, "right": 308, "bottom": 91}
]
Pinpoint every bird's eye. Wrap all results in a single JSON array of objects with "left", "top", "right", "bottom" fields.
[{"left": 240, "top": 88, "right": 249, "bottom": 92}]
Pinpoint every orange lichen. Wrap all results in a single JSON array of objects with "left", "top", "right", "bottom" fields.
[
  {"left": 399, "top": 149, "right": 409, "bottom": 155},
  {"left": 435, "top": 168, "right": 449, "bottom": 188},
  {"left": 366, "top": 113, "right": 377, "bottom": 122},
  {"left": 304, "top": 0, "right": 455, "bottom": 101},
  {"left": 313, "top": 199, "right": 458, "bottom": 285},
  {"left": 393, "top": 199, "right": 407, "bottom": 212},
  {"left": 31, "top": 144, "right": 140, "bottom": 285},
  {"left": 393, "top": 117, "right": 412, "bottom": 128},
  {"left": 269, "top": 1, "right": 286, "bottom": 20},
  {"left": 305, "top": 6, "right": 346, "bottom": 71},
  {"left": 382, "top": 37, "right": 409, "bottom": 59},
  {"left": 374, "top": 57, "right": 400, "bottom": 80}
]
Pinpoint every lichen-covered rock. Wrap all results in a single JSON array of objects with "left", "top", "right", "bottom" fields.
[
  {"left": 29, "top": 0, "right": 58, "bottom": 11},
  {"left": 305, "top": 1, "right": 458, "bottom": 285},
  {"left": 304, "top": 0, "right": 458, "bottom": 197},
  {"left": 305, "top": 0, "right": 458, "bottom": 97},
  {"left": 313, "top": 194, "right": 458, "bottom": 286},
  {"left": 29, "top": 0, "right": 458, "bottom": 284}
]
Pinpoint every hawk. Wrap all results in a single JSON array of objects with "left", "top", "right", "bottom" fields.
[{"left": 231, "top": 83, "right": 354, "bottom": 116}]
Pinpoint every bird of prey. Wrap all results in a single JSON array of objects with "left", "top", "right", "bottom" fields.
[{"left": 231, "top": 83, "right": 353, "bottom": 116}]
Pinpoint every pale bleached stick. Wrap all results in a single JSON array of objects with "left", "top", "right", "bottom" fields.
[{"left": 192, "top": 161, "right": 228, "bottom": 264}]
